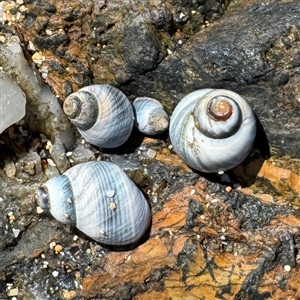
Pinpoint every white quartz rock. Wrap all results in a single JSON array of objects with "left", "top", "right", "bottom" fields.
[
  {"left": 0, "top": 35, "right": 75, "bottom": 171},
  {"left": 0, "top": 72, "right": 26, "bottom": 133}
]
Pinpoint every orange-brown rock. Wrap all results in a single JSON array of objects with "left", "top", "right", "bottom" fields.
[
  {"left": 1, "top": 0, "right": 300, "bottom": 299},
  {"left": 80, "top": 166, "right": 300, "bottom": 298}
]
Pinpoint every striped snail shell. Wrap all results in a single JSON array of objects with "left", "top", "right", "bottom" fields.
[
  {"left": 37, "top": 161, "right": 151, "bottom": 246},
  {"left": 63, "top": 84, "right": 134, "bottom": 148},
  {"left": 132, "top": 97, "right": 169, "bottom": 135},
  {"left": 169, "top": 89, "right": 257, "bottom": 173}
]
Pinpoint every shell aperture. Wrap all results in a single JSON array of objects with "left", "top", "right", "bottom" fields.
[
  {"left": 63, "top": 85, "right": 134, "bottom": 148},
  {"left": 37, "top": 161, "right": 151, "bottom": 246},
  {"left": 169, "top": 89, "right": 257, "bottom": 173}
]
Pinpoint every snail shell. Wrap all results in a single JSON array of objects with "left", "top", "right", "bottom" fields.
[
  {"left": 132, "top": 97, "right": 169, "bottom": 135},
  {"left": 63, "top": 85, "right": 134, "bottom": 148},
  {"left": 37, "top": 161, "right": 151, "bottom": 246},
  {"left": 169, "top": 89, "right": 257, "bottom": 173}
]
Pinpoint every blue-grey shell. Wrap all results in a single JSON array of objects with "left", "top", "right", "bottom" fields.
[
  {"left": 169, "top": 89, "right": 257, "bottom": 173},
  {"left": 37, "top": 161, "right": 151, "bottom": 246},
  {"left": 132, "top": 97, "right": 169, "bottom": 135},
  {"left": 63, "top": 85, "right": 134, "bottom": 148}
]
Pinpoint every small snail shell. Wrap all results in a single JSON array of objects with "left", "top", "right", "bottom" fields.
[
  {"left": 169, "top": 89, "right": 257, "bottom": 173},
  {"left": 132, "top": 97, "right": 169, "bottom": 135},
  {"left": 63, "top": 85, "right": 134, "bottom": 148},
  {"left": 37, "top": 161, "right": 151, "bottom": 246}
]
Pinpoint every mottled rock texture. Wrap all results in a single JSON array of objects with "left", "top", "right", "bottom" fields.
[
  {"left": 17, "top": 0, "right": 300, "bottom": 159},
  {"left": 0, "top": 0, "right": 300, "bottom": 299}
]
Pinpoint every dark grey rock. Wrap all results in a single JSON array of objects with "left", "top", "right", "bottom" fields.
[
  {"left": 123, "top": 2, "right": 300, "bottom": 158},
  {"left": 21, "top": 0, "right": 298, "bottom": 158},
  {"left": 1, "top": 1, "right": 299, "bottom": 299}
]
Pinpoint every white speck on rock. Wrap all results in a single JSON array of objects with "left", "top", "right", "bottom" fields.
[
  {"left": 45, "top": 29, "right": 53, "bottom": 35},
  {"left": 7, "top": 288, "right": 18, "bottom": 297},
  {"left": 52, "top": 271, "right": 59, "bottom": 277},
  {"left": 12, "top": 228, "right": 20, "bottom": 237},
  {"left": 49, "top": 241, "right": 56, "bottom": 249},
  {"left": 284, "top": 265, "right": 291, "bottom": 272},
  {"left": 146, "top": 148, "right": 156, "bottom": 159},
  {"left": 28, "top": 40, "right": 35, "bottom": 51},
  {"left": 47, "top": 158, "right": 56, "bottom": 167}
]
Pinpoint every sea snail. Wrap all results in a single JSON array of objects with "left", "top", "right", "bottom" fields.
[
  {"left": 132, "top": 97, "right": 169, "bottom": 135},
  {"left": 63, "top": 84, "right": 134, "bottom": 148},
  {"left": 37, "top": 161, "right": 151, "bottom": 246},
  {"left": 169, "top": 89, "right": 257, "bottom": 173}
]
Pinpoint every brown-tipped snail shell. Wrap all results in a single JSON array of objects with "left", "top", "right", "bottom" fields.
[
  {"left": 37, "top": 161, "right": 151, "bottom": 246},
  {"left": 169, "top": 89, "right": 257, "bottom": 173},
  {"left": 132, "top": 97, "right": 169, "bottom": 135},
  {"left": 63, "top": 84, "right": 134, "bottom": 148}
]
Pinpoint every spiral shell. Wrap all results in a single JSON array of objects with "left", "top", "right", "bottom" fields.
[
  {"left": 37, "top": 161, "right": 151, "bottom": 246},
  {"left": 132, "top": 97, "right": 169, "bottom": 135},
  {"left": 63, "top": 85, "right": 134, "bottom": 148},
  {"left": 169, "top": 89, "right": 257, "bottom": 173}
]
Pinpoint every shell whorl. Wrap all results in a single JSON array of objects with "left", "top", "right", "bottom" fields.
[
  {"left": 169, "top": 89, "right": 256, "bottom": 173},
  {"left": 37, "top": 161, "right": 151, "bottom": 246},
  {"left": 63, "top": 85, "right": 134, "bottom": 148},
  {"left": 37, "top": 175, "right": 76, "bottom": 225},
  {"left": 192, "top": 91, "right": 242, "bottom": 139},
  {"left": 133, "top": 97, "right": 169, "bottom": 135},
  {"left": 208, "top": 98, "right": 233, "bottom": 121},
  {"left": 63, "top": 91, "right": 98, "bottom": 131}
]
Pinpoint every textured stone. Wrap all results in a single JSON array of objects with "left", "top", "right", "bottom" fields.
[
  {"left": 0, "top": 72, "right": 26, "bottom": 133},
  {"left": 0, "top": 0, "right": 300, "bottom": 299},
  {"left": 14, "top": 0, "right": 300, "bottom": 160}
]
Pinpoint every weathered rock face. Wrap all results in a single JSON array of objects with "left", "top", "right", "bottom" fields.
[
  {"left": 0, "top": 0, "right": 300, "bottom": 299},
  {"left": 18, "top": 0, "right": 227, "bottom": 93},
  {"left": 16, "top": 0, "right": 300, "bottom": 159}
]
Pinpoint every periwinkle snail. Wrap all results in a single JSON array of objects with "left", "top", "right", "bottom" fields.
[
  {"left": 63, "top": 84, "right": 134, "bottom": 148},
  {"left": 37, "top": 161, "right": 151, "bottom": 246},
  {"left": 169, "top": 89, "right": 257, "bottom": 173},
  {"left": 132, "top": 97, "right": 169, "bottom": 135}
]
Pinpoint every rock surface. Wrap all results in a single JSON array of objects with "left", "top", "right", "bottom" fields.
[
  {"left": 0, "top": 72, "right": 26, "bottom": 134},
  {"left": 15, "top": 0, "right": 300, "bottom": 159},
  {"left": 0, "top": 0, "right": 300, "bottom": 299}
]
